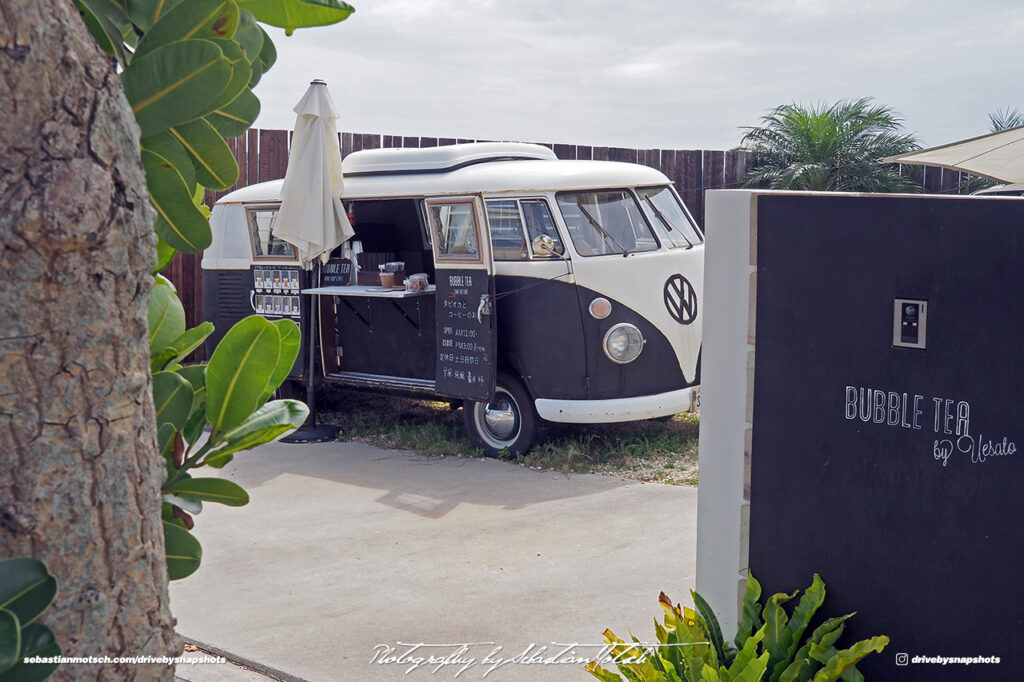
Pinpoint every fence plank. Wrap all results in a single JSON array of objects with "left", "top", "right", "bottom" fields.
[
  {"left": 725, "top": 150, "right": 751, "bottom": 190},
  {"left": 420, "top": 137, "right": 438, "bottom": 148},
  {"left": 259, "top": 129, "right": 288, "bottom": 181},
  {"left": 402, "top": 136, "right": 420, "bottom": 148},
  {"left": 678, "top": 150, "right": 704, "bottom": 228},
  {"left": 608, "top": 147, "right": 637, "bottom": 163}
]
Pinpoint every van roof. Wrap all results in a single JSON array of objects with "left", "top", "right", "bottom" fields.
[
  {"left": 216, "top": 143, "right": 672, "bottom": 204},
  {"left": 342, "top": 142, "right": 557, "bottom": 174}
]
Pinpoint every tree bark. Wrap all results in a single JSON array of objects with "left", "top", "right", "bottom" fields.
[{"left": 0, "top": 2, "right": 179, "bottom": 680}]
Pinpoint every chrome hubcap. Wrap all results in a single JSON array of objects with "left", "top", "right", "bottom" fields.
[{"left": 482, "top": 394, "right": 517, "bottom": 441}]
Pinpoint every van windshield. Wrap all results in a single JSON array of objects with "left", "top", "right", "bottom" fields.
[
  {"left": 636, "top": 186, "right": 703, "bottom": 249},
  {"left": 556, "top": 190, "right": 658, "bottom": 256}
]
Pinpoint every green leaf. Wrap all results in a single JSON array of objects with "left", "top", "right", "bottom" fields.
[
  {"left": 0, "top": 559, "right": 57, "bottom": 628},
  {"left": 0, "top": 609, "right": 19, "bottom": 674},
  {"left": 165, "top": 477, "right": 249, "bottom": 506},
  {"left": 204, "top": 39, "right": 252, "bottom": 113},
  {"left": 163, "top": 322, "right": 215, "bottom": 369},
  {"left": 128, "top": 0, "right": 186, "bottom": 30},
  {"left": 0, "top": 623, "right": 60, "bottom": 682},
  {"left": 762, "top": 590, "right": 797, "bottom": 669},
  {"left": 232, "top": 8, "right": 264, "bottom": 61},
  {"left": 237, "top": 0, "right": 354, "bottom": 35},
  {"left": 168, "top": 118, "right": 239, "bottom": 190},
  {"left": 154, "top": 231, "right": 178, "bottom": 274},
  {"left": 691, "top": 590, "right": 726, "bottom": 665},
  {"left": 206, "top": 315, "right": 281, "bottom": 433},
  {"left": 158, "top": 423, "right": 178, "bottom": 479},
  {"left": 142, "top": 131, "right": 196, "bottom": 191},
  {"left": 786, "top": 569, "right": 827, "bottom": 655},
  {"left": 163, "top": 521, "right": 202, "bottom": 580},
  {"left": 728, "top": 626, "right": 765, "bottom": 678},
  {"left": 247, "top": 56, "right": 264, "bottom": 88},
  {"left": 148, "top": 275, "right": 186, "bottom": 355},
  {"left": 779, "top": 658, "right": 816, "bottom": 682},
  {"left": 142, "top": 149, "right": 213, "bottom": 253},
  {"left": 735, "top": 575, "right": 763, "bottom": 649},
  {"left": 261, "top": 319, "right": 301, "bottom": 404},
  {"left": 153, "top": 370, "right": 195, "bottom": 432},
  {"left": 135, "top": 0, "right": 240, "bottom": 59},
  {"left": 122, "top": 38, "right": 232, "bottom": 138},
  {"left": 175, "top": 364, "right": 208, "bottom": 408},
  {"left": 810, "top": 637, "right": 888, "bottom": 682},
  {"left": 74, "top": 0, "right": 129, "bottom": 65},
  {"left": 207, "top": 89, "right": 261, "bottom": 139},
  {"left": 257, "top": 25, "right": 277, "bottom": 70},
  {"left": 205, "top": 399, "right": 308, "bottom": 467}
]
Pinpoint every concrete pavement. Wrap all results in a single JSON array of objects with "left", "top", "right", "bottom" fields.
[{"left": 170, "top": 440, "right": 698, "bottom": 681}]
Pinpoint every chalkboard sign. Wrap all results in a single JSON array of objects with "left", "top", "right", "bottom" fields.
[
  {"left": 434, "top": 269, "right": 495, "bottom": 401},
  {"left": 749, "top": 194, "right": 1024, "bottom": 680},
  {"left": 320, "top": 258, "right": 352, "bottom": 287}
]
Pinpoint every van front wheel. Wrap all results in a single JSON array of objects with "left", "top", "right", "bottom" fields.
[{"left": 462, "top": 373, "right": 536, "bottom": 457}]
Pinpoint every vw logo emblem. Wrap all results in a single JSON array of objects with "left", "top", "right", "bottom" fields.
[{"left": 664, "top": 274, "right": 697, "bottom": 325}]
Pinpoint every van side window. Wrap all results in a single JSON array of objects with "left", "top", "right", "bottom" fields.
[
  {"left": 485, "top": 199, "right": 565, "bottom": 260},
  {"left": 556, "top": 190, "right": 658, "bottom": 256},
  {"left": 636, "top": 186, "right": 703, "bottom": 249},
  {"left": 521, "top": 200, "right": 564, "bottom": 256},
  {"left": 427, "top": 200, "right": 481, "bottom": 262},
  {"left": 246, "top": 207, "right": 297, "bottom": 260},
  {"left": 485, "top": 200, "right": 528, "bottom": 260}
]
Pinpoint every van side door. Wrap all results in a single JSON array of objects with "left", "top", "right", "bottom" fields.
[{"left": 425, "top": 196, "right": 497, "bottom": 401}]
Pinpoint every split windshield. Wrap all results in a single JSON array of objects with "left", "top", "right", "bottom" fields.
[
  {"left": 556, "top": 190, "right": 658, "bottom": 256},
  {"left": 636, "top": 186, "right": 703, "bottom": 249}
]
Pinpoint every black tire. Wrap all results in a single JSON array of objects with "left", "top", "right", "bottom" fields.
[{"left": 462, "top": 373, "right": 536, "bottom": 457}]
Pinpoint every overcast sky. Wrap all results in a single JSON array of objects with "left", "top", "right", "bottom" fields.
[{"left": 251, "top": 0, "right": 1023, "bottom": 151}]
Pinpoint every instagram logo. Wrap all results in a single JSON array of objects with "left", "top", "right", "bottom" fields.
[{"left": 895, "top": 653, "right": 909, "bottom": 666}]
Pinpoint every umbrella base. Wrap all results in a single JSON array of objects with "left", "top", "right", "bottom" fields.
[{"left": 281, "top": 424, "right": 340, "bottom": 444}]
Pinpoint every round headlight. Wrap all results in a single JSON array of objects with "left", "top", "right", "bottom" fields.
[{"left": 603, "top": 323, "right": 644, "bottom": 364}]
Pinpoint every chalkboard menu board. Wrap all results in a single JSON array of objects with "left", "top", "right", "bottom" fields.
[
  {"left": 320, "top": 258, "right": 352, "bottom": 287},
  {"left": 434, "top": 269, "right": 495, "bottom": 401}
]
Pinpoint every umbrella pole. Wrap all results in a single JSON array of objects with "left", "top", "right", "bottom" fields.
[{"left": 282, "top": 259, "right": 340, "bottom": 444}]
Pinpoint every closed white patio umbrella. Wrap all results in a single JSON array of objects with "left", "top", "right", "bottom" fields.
[
  {"left": 273, "top": 79, "right": 353, "bottom": 267},
  {"left": 882, "top": 125, "right": 1024, "bottom": 184},
  {"left": 274, "top": 79, "right": 351, "bottom": 442}
]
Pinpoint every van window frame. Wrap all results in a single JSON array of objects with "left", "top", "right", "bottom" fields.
[
  {"left": 244, "top": 204, "right": 299, "bottom": 261},
  {"left": 635, "top": 184, "right": 704, "bottom": 248},
  {"left": 426, "top": 197, "right": 486, "bottom": 265},
  {"left": 484, "top": 196, "right": 565, "bottom": 261},
  {"left": 555, "top": 188, "right": 660, "bottom": 257}
]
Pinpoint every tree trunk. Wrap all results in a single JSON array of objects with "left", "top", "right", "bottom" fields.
[{"left": 0, "top": 2, "right": 179, "bottom": 680}]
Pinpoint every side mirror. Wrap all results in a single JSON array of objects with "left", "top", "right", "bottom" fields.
[{"left": 531, "top": 234, "right": 561, "bottom": 258}]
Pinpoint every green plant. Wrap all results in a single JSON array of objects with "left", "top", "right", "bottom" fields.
[
  {"left": 75, "top": 0, "right": 353, "bottom": 581},
  {"left": 0, "top": 558, "right": 61, "bottom": 681},
  {"left": 150, "top": 277, "right": 308, "bottom": 580},
  {"left": 587, "top": 574, "right": 888, "bottom": 682},
  {"left": 75, "top": 0, "right": 354, "bottom": 269},
  {"left": 740, "top": 98, "right": 921, "bottom": 193}
]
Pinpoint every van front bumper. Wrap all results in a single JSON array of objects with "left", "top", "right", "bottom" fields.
[{"left": 534, "top": 386, "right": 698, "bottom": 424}]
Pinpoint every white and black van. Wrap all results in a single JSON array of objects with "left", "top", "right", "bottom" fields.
[{"left": 202, "top": 143, "right": 703, "bottom": 454}]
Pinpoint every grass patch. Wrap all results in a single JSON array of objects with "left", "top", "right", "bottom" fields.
[{"left": 318, "top": 390, "right": 700, "bottom": 485}]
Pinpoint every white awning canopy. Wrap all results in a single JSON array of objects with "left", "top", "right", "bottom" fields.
[{"left": 882, "top": 126, "right": 1024, "bottom": 183}]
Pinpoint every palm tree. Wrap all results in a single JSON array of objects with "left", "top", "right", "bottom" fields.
[
  {"left": 988, "top": 107, "right": 1024, "bottom": 132},
  {"left": 739, "top": 98, "right": 922, "bottom": 193}
]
